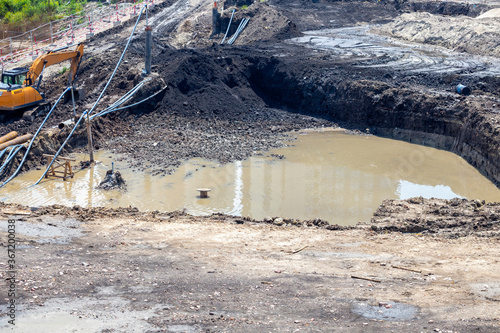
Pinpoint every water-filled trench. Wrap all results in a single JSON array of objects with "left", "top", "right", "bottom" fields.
[{"left": 1, "top": 130, "right": 499, "bottom": 225}]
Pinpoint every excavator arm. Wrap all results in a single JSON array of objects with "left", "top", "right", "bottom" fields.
[
  {"left": 24, "top": 43, "right": 84, "bottom": 86},
  {"left": 0, "top": 43, "right": 84, "bottom": 114}
]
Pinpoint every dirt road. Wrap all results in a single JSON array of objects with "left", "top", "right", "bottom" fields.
[{"left": 0, "top": 202, "right": 499, "bottom": 332}]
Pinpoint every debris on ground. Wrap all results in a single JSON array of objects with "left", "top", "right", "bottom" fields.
[{"left": 97, "top": 169, "right": 127, "bottom": 191}]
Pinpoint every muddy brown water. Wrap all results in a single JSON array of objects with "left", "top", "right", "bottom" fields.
[{"left": 1, "top": 130, "right": 499, "bottom": 225}]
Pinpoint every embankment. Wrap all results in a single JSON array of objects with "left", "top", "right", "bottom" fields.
[{"left": 247, "top": 55, "right": 500, "bottom": 186}]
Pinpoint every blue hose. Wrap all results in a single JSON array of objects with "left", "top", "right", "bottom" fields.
[
  {"left": 34, "top": 5, "right": 148, "bottom": 186},
  {"left": 0, "top": 86, "right": 71, "bottom": 189},
  {"left": 88, "top": 5, "right": 147, "bottom": 117},
  {"left": 34, "top": 110, "right": 88, "bottom": 185},
  {"left": 0, "top": 145, "right": 24, "bottom": 178},
  {"left": 221, "top": 9, "right": 236, "bottom": 44}
]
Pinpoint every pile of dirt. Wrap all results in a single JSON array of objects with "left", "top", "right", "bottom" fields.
[
  {"left": 374, "top": 11, "right": 500, "bottom": 57},
  {"left": 169, "top": 0, "right": 299, "bottom": 48},
  {"left": 99, "top": 47, "right": 333, "bottom": 174},
  {"left": 370, "top": 197, "right": 500, "bottom": 238},
  {"left": 225, "top": 1, "right": 300, "bottom": 44}
]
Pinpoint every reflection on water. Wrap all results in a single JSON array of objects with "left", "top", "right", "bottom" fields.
[{"left": 1, "top": 130, "right": 499, "bottom": 225}]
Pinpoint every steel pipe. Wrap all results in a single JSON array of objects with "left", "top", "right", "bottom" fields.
[
  {"left": 0, "top": 131, "right": 18, "bottom": 144},
  {"left": 0, "top": 134, "right": 33, "bottom": 151}
]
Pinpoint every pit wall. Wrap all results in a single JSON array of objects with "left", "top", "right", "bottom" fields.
[{"left": 249, "top": 59, "right": 500, "bottom": 187}]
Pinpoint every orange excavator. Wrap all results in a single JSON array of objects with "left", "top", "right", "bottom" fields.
[{"left": 0, "top": 43, "right": 84, "bottom": 121}]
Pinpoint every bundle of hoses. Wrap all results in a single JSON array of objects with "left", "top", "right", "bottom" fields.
[
  {"left": 35, "top": 4, "right": 154, "bottom": 185},
  {"left": 0, "top": 86, "right": 71, "bottom": 189},
  {"left": 227, "top": 18, "right": 249, "bottom": 45}
]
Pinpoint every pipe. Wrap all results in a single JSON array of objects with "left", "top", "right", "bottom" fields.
[
  {"left": 0, "top": 145, "right": 23, "bottom": 178},
  {"left": 0, "top": 134, "right": 33, "bottom": 151},
  {"left": 221, "top": 9, "right": 235, "bottom": 44},
  {"left": 91, "top": 78, "right": 151, "bottom": 119},
  {"left": 228, "top": 18, "right": 249, "bottom": 45},
  {"left": 227, "top": 19, "right": 245, "bottom": 44},
  {"left": 0, "top": 86, "right": 71, "bottom": 189},
  {"left": 92, "top": 84, "right": 167, "bottom": 119},
  {"left": 0, "top": 131, "right": 17, "bottom": 144},
  {"left": 87, "top": 5, "right": 147, "bottom": 117},
  {"left": 145, "top": 25, "right": 152, "bottom": 75},
  {"left": 456, "top": 84, "right": 471, "bottom": 96}
]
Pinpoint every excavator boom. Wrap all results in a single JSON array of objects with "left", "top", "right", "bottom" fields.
[
  {"left": 25, "top": 43, "right": 84, "bottom": 86},
  {"left": 0, "top": 43, "right": 84, "bottom": 115}
]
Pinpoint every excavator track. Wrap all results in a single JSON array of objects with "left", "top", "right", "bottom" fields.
[{"left": 22, "top": 102, "right": 51, "bottom": 122}]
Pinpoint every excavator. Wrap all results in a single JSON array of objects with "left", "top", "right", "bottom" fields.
[{"left": 0, "top": 43, "right": 84, "bottom": 122}]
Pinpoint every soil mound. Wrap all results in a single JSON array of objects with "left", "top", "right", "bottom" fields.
[
  {"left": 375, "top": 12, "right": 500, "bottom": 57},
  {"left": 477, "top": 8, "right": 500, "bottom": 19},
  {"left": 170, "top": 1, "right": 298, "bottom": 48},
  {"left": 371, "top": 197, "right": 500, "bottom": 238}
]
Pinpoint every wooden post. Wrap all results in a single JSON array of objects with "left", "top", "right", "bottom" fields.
[{"left": 86, "top": 112, "right": 94, "bottom": 163}]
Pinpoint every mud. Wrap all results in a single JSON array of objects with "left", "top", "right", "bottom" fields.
[
  {"left": 0, "top": 0, "right": 500, "bottom": 329},
  {"left": 0, "top": 202, "right": 500, "bottom": 331}
]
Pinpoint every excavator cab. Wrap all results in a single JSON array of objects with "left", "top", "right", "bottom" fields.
[
  {"left": 0, "top": 68, "right": 29, "bottom": 90},
  {"left": 0, "top": 43, "right": 83, "bottom": 121}
]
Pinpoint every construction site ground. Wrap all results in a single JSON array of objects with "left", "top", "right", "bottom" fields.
[{"left": 1, "top": 0, "right": 500, "bottom": 331}]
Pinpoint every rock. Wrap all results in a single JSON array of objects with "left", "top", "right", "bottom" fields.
[{"left": 273, "top": 218, "right": 284, "bottom": 226}]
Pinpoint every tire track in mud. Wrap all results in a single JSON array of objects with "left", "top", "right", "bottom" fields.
[
  {"left": 288, "top": 26, "right": 500, "bottom": 76},
  {"left": 150, "top": 0, "right": 208, "bottom": 36}
]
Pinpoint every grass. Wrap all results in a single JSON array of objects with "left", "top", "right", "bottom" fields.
[{"left": 58, "top": 66, "right": 68, "bottom": 75}]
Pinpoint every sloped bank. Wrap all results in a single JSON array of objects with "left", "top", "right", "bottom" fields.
[{"left": 247, "top": 55, "right": 500, "bottom": 187}]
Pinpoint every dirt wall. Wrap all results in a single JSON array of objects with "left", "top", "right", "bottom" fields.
[{"left": 247, "top": 55, "right": 500, "bottom": 186}]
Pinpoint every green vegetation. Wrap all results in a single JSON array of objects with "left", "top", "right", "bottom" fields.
[
  {"left": 0, "top": 0, "right": 86, "bottom": 27},
  {"left": 58, "top": 66, "right": 68, "bottom": 75},
  {"left": 241, "top": 5, "right": 248, "bottom": 10}
]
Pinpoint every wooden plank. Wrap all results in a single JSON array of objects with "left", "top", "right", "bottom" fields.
[{"left": 42, "top": 154, "right": 76, "bottom": 161}]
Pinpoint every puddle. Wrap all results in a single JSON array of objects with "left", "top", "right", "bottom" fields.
[
  {"left": 1, "top": 131, "right": 499, "bottom": 225},
  {"left": 0, "top": 217, "right": 82, "bottom": 244},
  {"left": 352, "top": 301, "right": 418, "bottom": 321},
  {"left": 0, "top": 296, "right": 163, "bottom": 333}
]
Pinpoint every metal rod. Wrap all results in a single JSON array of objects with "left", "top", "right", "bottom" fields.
[{"left": 30, "top": 31, "right": 33, "bottom": 56}]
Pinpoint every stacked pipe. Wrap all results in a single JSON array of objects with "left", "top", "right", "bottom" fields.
[
  {"left": 227, "top": 18, "right": 249, "bottom": 45},
  {"left": 0, "top": 131, "right": 18, "bottom": 144},
  {"left": 0, "top": 134, "right": 33, "bottom": 151}
]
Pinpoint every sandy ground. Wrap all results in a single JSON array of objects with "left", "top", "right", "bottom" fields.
[{"left": 0, "top": 203, "right": 499, "bottom": 332}]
